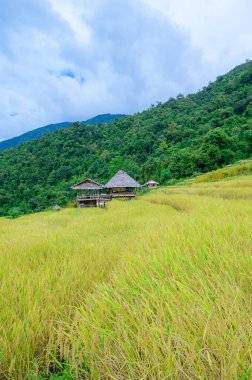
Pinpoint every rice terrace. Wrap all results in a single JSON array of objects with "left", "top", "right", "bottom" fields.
[
  {"left": 1, "top": 2, "right": 252, "bottom": 379},
  {"left": 0, "top": 162, "right": 251, "bottom": 379}
]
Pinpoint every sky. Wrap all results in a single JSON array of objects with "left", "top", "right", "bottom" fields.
[{"left": 0, "top": 0, "right": 252, "bottom": 140}]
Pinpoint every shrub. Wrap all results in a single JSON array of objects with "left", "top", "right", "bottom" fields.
[{"left": 7, "top": 207, "right": 22, "bottom": 219}]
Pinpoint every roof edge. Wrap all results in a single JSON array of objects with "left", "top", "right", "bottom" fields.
[{"left": 72, "top": 178, "right": 104, "bottom": 189}]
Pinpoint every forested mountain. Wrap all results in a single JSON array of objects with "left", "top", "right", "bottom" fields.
[
  {"left": 0, "top": 60, "right": 252, "bottom": 216},
  {"left": 84, "top": 113, "right": 126, "bottom": 125},
  {"left": 0, "top": 114, "right": 126, "bottom": 150}
]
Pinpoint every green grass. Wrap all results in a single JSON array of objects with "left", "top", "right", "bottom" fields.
[{"left": 0, "top": 175, "right": 252, "bottom": 379}]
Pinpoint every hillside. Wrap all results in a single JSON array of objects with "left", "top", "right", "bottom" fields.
[
  {"left": 84, "top": 113, "right": 126, "bottom": 125},
  {"left": 0, "top": 173, "right": 251, "bottom": 379},
  {"left": 0, "top": 60, "right": 252, "bottom": 216},
  {"left": 0, "top": 114, "right": 126, "bottom": 151}
]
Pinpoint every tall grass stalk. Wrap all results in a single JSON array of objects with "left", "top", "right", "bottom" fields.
[{"left": 0, "top": 175, "right": 251, "bottom": 379}]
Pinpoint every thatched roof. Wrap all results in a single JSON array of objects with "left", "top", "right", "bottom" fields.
[
  {"left": 72, "top": 178, "right": 104, "bottom": 190},
  {"left": 105, "top": 170, "right": 141, "bottom": 188}
]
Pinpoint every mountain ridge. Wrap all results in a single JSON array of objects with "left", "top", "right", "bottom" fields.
[{"left": 0, "top": 114, "right": 126, "bottom": 151}]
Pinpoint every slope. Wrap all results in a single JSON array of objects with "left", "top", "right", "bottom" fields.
[
  {"left": 0, "top": 60, "right": 252, "bottom": 215},
  {"left": 0, "top": 173, "right": 251, "bottom": 379}
]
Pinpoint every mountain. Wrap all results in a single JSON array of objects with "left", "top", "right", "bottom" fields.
[
  {"left": 0, "top": 122, "right": 72, "bottom": 151},
  {"left": 0, "top": 60, "right": 251, "bottom": 216},
  {"left": 0, "top": 114, "right": 126, "bottom": 151},
  {"left": 84, "top": 113, "right": 126, "bottom": 125}
]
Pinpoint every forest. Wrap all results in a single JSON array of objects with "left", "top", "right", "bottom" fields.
[{"left": 0, "top": 60, "right": 251, "bottom": 216}]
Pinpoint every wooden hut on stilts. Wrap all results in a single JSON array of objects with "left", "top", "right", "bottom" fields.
[
  {"left": 105, "top": 170, "right": 141, "bottom": 199},
  {"left": 72, "top": 179, "right": 109, "bottom": 208},
  {"left": 72, "top": 171, "right": 141, "bottom": 208}
]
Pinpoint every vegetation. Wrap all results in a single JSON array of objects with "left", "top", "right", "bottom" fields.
[
  {"left": 84, "top": 113, "right": 126, "bottom": 126},
  {"left": 195, "top": 159, "right": 252, "bottom": 182},
  {"left": 0, "top": 173, "right": 251, "bottom": 379},
  {"left": 0, "top": 114, "right": 125, "bottom": 151},
  {"left": 0, "top": 60, "right": 252, "bottom": 215}
]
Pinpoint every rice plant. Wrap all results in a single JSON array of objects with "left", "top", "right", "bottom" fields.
[{"left": 0, "top": 175, "right": 251, "bottom": 379}]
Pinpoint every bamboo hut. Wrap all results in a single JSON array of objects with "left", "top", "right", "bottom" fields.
[
  {"left": 105, "top": 170, "right": 141, "bottom": 199},
  {"left": 72, "top": 179, "right": 109, "bottom": 208},
  {"left": 143, "top": 180, "right": 159, "bottom": 188}
]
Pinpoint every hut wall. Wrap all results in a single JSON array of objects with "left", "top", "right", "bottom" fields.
[{"left": 77, "top": 199, "right": 97, "bottom": 208}]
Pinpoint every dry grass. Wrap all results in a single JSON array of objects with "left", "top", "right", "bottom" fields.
[
  {"left": 0, "top": 175, "right": 251, "bottom": 379},
  {"left": 161, "top": 176, "right": 252, "bottom": 200},
  {"left": 195, "top": 160, "right": 252, "bottom": 183}
]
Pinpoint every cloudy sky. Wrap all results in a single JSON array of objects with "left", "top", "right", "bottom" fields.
[{"left": 0, "top": 0, "right": 252, "bottom": 140}]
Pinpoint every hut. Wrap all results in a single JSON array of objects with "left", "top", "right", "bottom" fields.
[
  {"left": 144, "top": 180, "right": 159, "bottom": 188},
  {"left": 105, "top": 170, "right": 141, "bottom": 199},
  {"left": 72, "top": 178, "right": 108, "bottom": 208}
]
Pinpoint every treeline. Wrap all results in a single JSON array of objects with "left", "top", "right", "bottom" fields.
[{"left": 0, "top": 60, "right": 252, "bottom": 215}]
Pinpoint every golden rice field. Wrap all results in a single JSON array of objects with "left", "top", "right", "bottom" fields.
[{"left": 0, "top": 174, "right": 252, "bottom": 380}]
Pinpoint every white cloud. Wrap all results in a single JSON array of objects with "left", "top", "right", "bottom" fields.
[
  {"left": 0, "top": 0, "right": 251, "bottom": 141},
  {"left": 50, "top": 0, "right": 91, "bottom": 44},
  {"left": 0, "top": 0, "right": 202, "bottom": 140},
  {"left": 143, "top": 0, "right": 252, "bottom": 65}
]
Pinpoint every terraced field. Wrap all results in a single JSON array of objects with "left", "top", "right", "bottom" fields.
[{"left": 0, "top": 174, "right": 251, "bottom": 379}]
